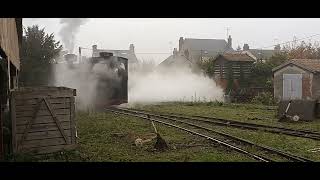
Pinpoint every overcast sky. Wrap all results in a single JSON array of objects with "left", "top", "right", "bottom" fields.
[{"left": 23, "top": 18, "right": 320, "bottom": 64}]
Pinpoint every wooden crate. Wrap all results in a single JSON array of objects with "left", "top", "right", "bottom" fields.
[
  {"left": 10, "top": 86, "right": 77, "bottom": 154},
  {"left": 316, "top": 100, "right": 320, "bottom": 119}
]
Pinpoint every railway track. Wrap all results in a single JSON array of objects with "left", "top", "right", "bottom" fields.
[
  {"left": 118, "top": 107, "right": 320, "bottom": 141},
  {"left": 106, "top": 107, "right": 314, "bottom": 162}
]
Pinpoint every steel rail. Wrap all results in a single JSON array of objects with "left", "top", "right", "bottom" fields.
[
  {"left": 120, "top": 107, "right": 320, "bottom": 140},
  {"left": 110, "top": 107, "right": 313, "bottom": 162},
  {"left": 106, "top": 108, "right": 273, "bottom": 162}
]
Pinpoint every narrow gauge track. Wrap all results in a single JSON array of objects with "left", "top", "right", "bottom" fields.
[
  {"left": 119, "top": 107, "right": 320, "bottom": 140},
  {"left": 106, "top": 107, "right": 313, "bottom": 162}
]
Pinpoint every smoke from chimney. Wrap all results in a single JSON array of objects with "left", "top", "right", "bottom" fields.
[{"left": 59, "top": 18, "right": 89, "bottom": 53}]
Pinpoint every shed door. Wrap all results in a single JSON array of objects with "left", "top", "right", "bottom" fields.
[{"left": 283, "top": 74, "right": 302, "bottom": 100}]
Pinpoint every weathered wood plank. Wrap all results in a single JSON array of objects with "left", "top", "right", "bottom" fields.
[
  {"left": 16, "top": 86, "right": 74, "bottom": 92},
  {"left": 316, "top": 102, "right": 320, "bottom": 118},
  {"left": 20, "top": 137, "right": 71, "bottom": 149},
  {"left": 11, "top": 87, "right": 77, "bottom": 154},
  {"left": 16, "top": 130, "right": 72, "bottom": 141},
  {"left": 16, "top": 115, "right": 70, "bottom": 126},
  {"left": 44, "top": 98, "right": 69, "bottom": 143},
  {"left": 70, "top": 97, "right": 76, "bottom": 144},
  {"left": 21, "top": 144, "right": 77, "bottom": 155},
  {"left": 16, "top": 122, "right": 71, "bottom": 134},
  {"left": 13, "top": 87, "right": 74, "bottom": 94},
  {"left": 16, "top": 109, "right": 70, "bottom": 118},
  {"left": 10, "top": 92, "right": 17, "bottom": 153},
  {"left": 17, "top": 98, "right": 43, "bottom": 151},
  {"left": 14, "top": 90, "right": 75, "bottom": 100},
  {"left": 16, "top": 103, "right": 70, "bottom": 112},
  {"left": 15, "top": 98, "right": 71, "bottom": 106},
  {"left": 0, "top": 18, "right": 20, "bottom": 69}
]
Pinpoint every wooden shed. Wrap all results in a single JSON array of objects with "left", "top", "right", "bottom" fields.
[
  {"left": 0, "top": 18, "right": 22, "bottom": 158},
  {"left": 272, "top": 59, "right": 320, "bottom": 101},
  {"left": 212, "top": 52, "right": 256, "bottom": 92},
  {"left": 10, "top": 87, "right": 77, "bottom": 154}
]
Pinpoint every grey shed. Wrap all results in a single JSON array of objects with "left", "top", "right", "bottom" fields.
[{"left": 272, "top": 59, "right": 320, "bottom": 101}]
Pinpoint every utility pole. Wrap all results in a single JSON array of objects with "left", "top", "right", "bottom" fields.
[
  {"left": 226, "top": 27, "right": 230, "bottom": 39},
  {"left": 258, "top": 50, "right": 263, "bottom": 63},
  {"left": 79, "top": 47, "right": 81, "bottom": 63}
]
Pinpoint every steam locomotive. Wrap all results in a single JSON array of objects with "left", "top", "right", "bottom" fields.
[
  {"left": 63, "top": 51, "right": 128, "bottom": 109},
  {"left": 89, "top": 52, "right": 128, "bottom": 108}
]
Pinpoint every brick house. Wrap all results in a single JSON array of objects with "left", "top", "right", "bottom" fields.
[{"left": 178, "top": 35, "right": 234, "bottom": 63}]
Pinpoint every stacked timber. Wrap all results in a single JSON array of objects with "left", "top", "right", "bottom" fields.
[{"left": 10, "top": 86, "right": 77, "bottom": 154}]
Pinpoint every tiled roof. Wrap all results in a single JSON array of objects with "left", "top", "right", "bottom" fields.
[
  {"left": 158, "top": 54, "right": 192, "bottom": 68},
  {"left": 272, "top": 59, "right": 320, "bottom": 73},
  {"left": 183, "top": 38, "right": 229, "bottom": 52},
  {"left": 248, "top": 49, "right": 276, "bottom": 59},
  {"left": 219, "top": 52, "right": 256, "bottom": 62}
]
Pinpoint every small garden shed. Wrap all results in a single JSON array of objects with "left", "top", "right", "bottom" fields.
[
  {"left": 272, "top": 59, "right": 320, "bottom": 101},
  {"left": 212, "top": 52, "right": 256, "bottom": 92}
]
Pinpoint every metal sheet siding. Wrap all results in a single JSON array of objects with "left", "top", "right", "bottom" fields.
[{"left": 0, "top": 18, "right": 20, "bottom": 70}]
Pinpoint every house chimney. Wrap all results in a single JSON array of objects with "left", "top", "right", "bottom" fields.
[
  {"left": 274, "top": 44, "right": 281, "bottom": 51},
  {"left": 243, "top": 44, "right": 249, "bottom": 51},
  {"left": 92, "top": 45, "right": 98, "bottom": 57},
  {"left": 173, "top": 48, "right": 178, "bottom": 56},
  {"left": 92, "top": 45, "right": 97, "bottom": 51},
  {"left": 179, "top": 37, "right": 184, "bottom": 52},
  {"left": 227, "top": 35, "right": 232, "bottom": 49},
  {"left": 129, "top": 44, "right": 135, "bottom": 52}
]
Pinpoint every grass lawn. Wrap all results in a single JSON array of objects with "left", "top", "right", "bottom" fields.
[
  {"left": 132, "top": 102, "right": 320, "bottom": 131},
  {"left": 131, "top": 102, "right": 320, "bottom": 161},
  {"left": 78, "top": 111, "right": 259, "bottom": 162},
  {"left": 10, "top": 102, "right": 320, "bottom": 162},
  {"left": 31, "top": 111, "right": 253, "bottom": 162}
]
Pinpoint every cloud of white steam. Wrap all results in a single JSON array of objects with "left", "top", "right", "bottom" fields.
[
  {"left": 59, "top": 18, "right": 89, "bottom": 53},
  {"left": 128, "top": 65, "right": 224, "bottom": 104},
  {"left": 51, "top": 61, "right": 122, "bottom": 111},
  {"left": 52, "top": 63, "right": 96, "bottom": 110}
]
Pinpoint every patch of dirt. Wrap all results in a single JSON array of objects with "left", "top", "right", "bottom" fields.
[{"left": 111, "top": 132, "right": 157, "bottom": 145}]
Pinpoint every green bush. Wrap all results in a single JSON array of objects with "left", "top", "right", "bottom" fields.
[{"left": 251, "top": 92, "right": 275, "bottom": 105}]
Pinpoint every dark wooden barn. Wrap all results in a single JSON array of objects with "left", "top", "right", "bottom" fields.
[
  {"left": 0, "top": 18, "right": 22, "bottom": 158},
  {"left": 212, "top": 52, "right": 256, "bottom": 93}
]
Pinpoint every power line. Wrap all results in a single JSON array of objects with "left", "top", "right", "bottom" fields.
[
  {"left": 135, "top": 53, "right": 171, "bottom": 54},
  {"left": 258, "top": 33, "right": 320, "bottom": 49},
  {"left": 80, "top": 33, "right": 320, "bottom": 58},
  {"left": 79, "top": 47, "right": 172, "bottom": 55}
]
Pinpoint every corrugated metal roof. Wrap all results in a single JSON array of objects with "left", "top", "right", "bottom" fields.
[{"left": 0, "top": 18, "right": 20, "bottom": 70}]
